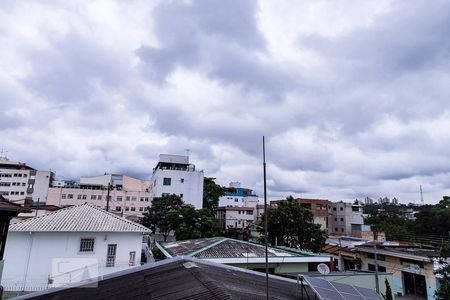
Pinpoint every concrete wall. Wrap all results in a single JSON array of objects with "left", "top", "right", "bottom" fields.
[{"left": 2, "top": 231, "right": 144, "bottom": 291}]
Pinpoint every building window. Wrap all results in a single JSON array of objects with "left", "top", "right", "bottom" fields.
[
  {"left": 98, "top": 195, "right": 102, "bottom": 200},
  {"left": 115, "top": 206, "right": 121, "bottom": 211},
  {"left": 341, "top": 228, "right": 344, "bottom": 232},
  {"left": 180, "top": 194, "right": 183, "bottom": 198},
  {"left": 62, "top": 194, "right": 66, "bottom": 199},
  {"left": 140, "top": 197, "right": 144, "bottom": 202},
  {"left": 77, "top": 195, "right": 82, "bottom": 200},
  {"left": 117, "top": 196, "right": 122, "bottom": 201},
  {"left": 334, "top": 218, "right": 338, "bottom": 222},
  {"left": 163, "top": 178, "right": 171, "bottom": 186},
  {"left": 246, "top": 211, "right": 253, "bottom": 215},
  {"left": 335, "top": 228, "right": 338, "bottom": 232},
  {"left": 340, "top": 218, "right": 344, "bottom": 221},
  {"left": 91, "top": 195, "right": 96, "bottom": 200},
  {"left": 131, "top": 197, "right": 136, "bottom": 201},
  {"left": 80, "top": 238, "right": 95, "bottom": 252},
  {"left": 368, "top": 264, "right": 386, "bottom": 272},
  {"left": 139, "top": 207, "right": 144, "bottom": 211},
  {"left": 144, "top": 197, "right": 149, "bottom": 202},
  {"left": 129, "top": 251, "right": 136, "bottom": 266},
  {"left": 126, "top": 196, "right": 130, "bottom": 201},
  {"left": 235, "top": 199, "right": 238, "bottom": 202},
  {"left": 82, "top": 195, "right": 87, "bottom": 200},
  {"left": 340, "top": 207, "right": 343, "bottom": 211},
  {"left": 20, "top": 192, "right": 24, "bottom": 195},
  {"left": 68, "top": 194, "right": 73, "bottom": 199},
  {"left": 180, "top": 178, "right": 184, "bottom": 183},
  {"left": 333, "top": 207, "right": 336, "bottom": 211},
  {"left": 125, "top": 207, "right": 129, "bottom": 211},
  {"left": 131, "top": 207, "right": 136, "bottom": 211}
]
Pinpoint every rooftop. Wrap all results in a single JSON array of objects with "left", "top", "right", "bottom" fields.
[
  {"left": 0, "top": 196, "right": 31, "bottom": 215},
  {"left": 157, "top": 237, "right": 326, "bottom": 260},
  {"left": 10, "top": 204, "right": 151, "bottom": 233},
  {"left": 15, "top": 257, "right": 312, "bottom": 300}
]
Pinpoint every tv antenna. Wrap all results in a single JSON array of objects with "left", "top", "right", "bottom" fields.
[{"left": 420, "top": 185, "right": 424, "bottom": 205}]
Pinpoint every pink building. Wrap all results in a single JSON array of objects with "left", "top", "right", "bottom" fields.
[{"left": 46, "top": 174, "right": 152, "bottom": 219}]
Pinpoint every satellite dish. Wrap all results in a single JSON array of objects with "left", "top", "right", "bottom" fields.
[{"left": 317, "top": 263, "right": 330, "bottom": 275}]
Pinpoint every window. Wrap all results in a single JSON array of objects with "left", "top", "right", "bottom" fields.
[
  {"left": 131, "top": 197, "right": 136, "bottom": 201},
  {"left": 126, "top": 196, "right": 130, "bottom": 201},
  {"left": 368, "top": 264, "right": 386, "bottom": 272},
  {"left": 23, "top": 174, "right": 27, "bottom": 177},
  {"left": 131, "top": 207, "right": 136, "bottom": 211},
  {"left": 28, "top": 183, "right": 33, "bottom": 189},
  {"left": 129, "top": 251, "right": 136, "bottom": 266},
  {"left": 333, "top": 207, "right": 336, "bottom": 211},
  {"left": 340, "top": 207, "right": 343, "bottom": 211},
  {"left": 246, "top": 211, "right": 253, "bottom": 215},
  {"left": 238, "top": 210, "right": 241, "bottom": 214},
  {"left": 61, "top": 194, "right": 66, "bottom": 199},
  {"left": 180, "top": 194, "right": 183, "bottom": 198},
  {"left": 68, "top": 194, "right": 73, "bottom": 199},
  {"left": 20, "top": 192, "right": 24, "bottom": 195},
  {"left": 163, "top": 178, "right": 171, "bottom": 186},
  {"left": 125, "top": 207, "right": 129, "bottom": 211},
  {"left": 235, "top": 199, "right": 238, "bottom": 202},
  {"left": 116, "top": 196, "right": 122, "bottom": 201},
  {"left": 115, "top": 206, "right": 122, "bottom": 211},
  {"left": 91, "top": 195, "right": 96, "bottom": 200},
  {"left": 341, "top": 228, "right": 344, "bottom": 232},
  {"left": 22, "top": 183, "right": 26, "bottom": 186},
  {"left": 139, "top": 207, "right": 144, "bottom": 211},
  {"left": 82, "top": 195, "right": 87, "bottom": 200},
  {"left": 340, "top": 218, "right": 344, "bottom": 221},
  {"left": 140, "top": 197, "right": 144, "bottom": 202},
  {"left": 334, "top": 218, "right": 338, "bottom": 221},
  {"left": 80, "top": 238, "right": 95, "bottom": 252},
  {"left": 77, "top": 195, "right": 82, "bottom": 200},
  {"left": 180, "top": 178, "right": 184, "bottom": 183},
  {"left": 335, "top": 228, "right": 338, "bottom": 232},
  {"left": 98, "top": 195, "right": 102, "bottom": 200},
  {"left": 367, "top": 253, "right": 385, "bottom": 261},
  {"left": 144, "top": 197, "right": 149, "bottom": 202}
]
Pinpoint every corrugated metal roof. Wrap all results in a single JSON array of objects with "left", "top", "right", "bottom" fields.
[{"left": 10, "top": 204, "right": 151, "bottom": 233}]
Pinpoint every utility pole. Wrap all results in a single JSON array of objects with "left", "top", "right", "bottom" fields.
[
  {"left": 374, "top": 244, "right": 380, "bottom": 294},
  {"left": 106, "top": 182, "right": 111, "bottom": 212},
  {"left": 263, "top": 136, "right": 269, "bottom": 300}
]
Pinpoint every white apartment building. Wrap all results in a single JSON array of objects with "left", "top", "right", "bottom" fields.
[
  {"left": 151, "top": 154, "right": 204, "bottom": 208},
  {"left": 46, "top": 174, "right": 152, "bottom": 218},
  {"left": 0, "top": 157, "right": 54, "bottom": 204},
  {"left": 2, "top": 204, "right": 150, "bottom": 292},
  {"left": 329, "top": 201, "right": 364, "bottom": 235},
  {"left": 218, "top": 182, "right": 259, "bottom": 208}
]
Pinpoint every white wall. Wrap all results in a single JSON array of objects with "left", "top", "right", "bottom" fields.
[
  {"left": 152, "top": 169, "right": 204, "bottom": 208},
  {"left": 2, "top": 231, "right": 144, "bottom": 291}
]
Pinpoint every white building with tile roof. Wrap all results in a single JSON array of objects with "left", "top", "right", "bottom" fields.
[{"left": 2, "top": 204, "right": 151, "bottom": 292}]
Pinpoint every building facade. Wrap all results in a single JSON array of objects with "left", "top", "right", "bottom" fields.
[
  {"left": 151, "top": 154, "right": 204, "bottom": 208},
  {"left": 2, "top": 204, "right": 151, "bottom": 292},
  {"left": 329, "top": 201, "right": 364, "bottom": 235},
  {"left": 0, "top": 157, "right": 54, "bottom": 204},
  {"left": 46, "top": 174, "right": 152, "bottom": 218}
]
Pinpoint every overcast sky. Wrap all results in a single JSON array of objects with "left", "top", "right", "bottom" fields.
[{"left": 1, "top": 0, "right": 450, "bottom": 204}]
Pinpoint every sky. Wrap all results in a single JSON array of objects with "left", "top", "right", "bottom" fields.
[{"left": 1, "top": 0, "right": 450, "bottom": 204}]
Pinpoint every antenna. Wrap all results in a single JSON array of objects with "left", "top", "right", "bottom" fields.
[
  {"left": 185, "top": 149, "right": 190, "bottom": 163},
  {"left": 420, "top": 185, "right": 424, "bottom": 205}
]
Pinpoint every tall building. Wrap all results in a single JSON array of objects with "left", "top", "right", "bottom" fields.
[
  {"left": 46, "top": 174, "right": 152, "bottom": 218},
  {"left": 218, "top": 182, "right": 258, "bottom": 208},
  {"left": 329, "top": 201, "right": 364, "bottom": 236},
  {"left": 0, "top": 157, "right": 54, "bottom": 204},
  {"left": 150, "top": 154, "right": 204, "bottom": 208}
]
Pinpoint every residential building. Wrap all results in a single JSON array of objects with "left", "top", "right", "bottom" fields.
[
  {"left": 0, "top": 157, "right": 54, "bottom": 204},
  {"left": 357, "top": 244, "right": 441, "bottom": 300},
  {"left": 270, "top": 198, "right": 331, "bottom": 231},
  {"left": 2, "top": 204, "right": 151, "bottom": 292},
  {"left": 329, "top": 201, "right": 364, "bottom": 236},
  {"left": 218, "top": 182, "right": 258, "bottom": 208},
  {"left": 14, "top": 256, "right": 319, "bottom": 300},
  {"left": 156, "top": 237, "right": 332, "bottom": 275},
  {"left": 46, "top": 174, "right": 152, "bottom": 218},
  {"left": 151, "top": 154, "right": 203, "bottom": 208}
]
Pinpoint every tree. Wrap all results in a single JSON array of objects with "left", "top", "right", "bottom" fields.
[
  {"left": 202, "top": 177, "right": 225, "bottom": 210},
  {"left": 435, "top": 262, "right": 450, "bottom": 300},
  {"left": 141, "top": 194, "right": 183, "bottom": 242},
  {"left": 259, "top": 196, "right": 326, "bottom": 252},
  {"left": 384, "top": 278, "right": 393, "bottom": 300},
  {"left": 176, "top": 206, "right": 221, "bottom": 240}
]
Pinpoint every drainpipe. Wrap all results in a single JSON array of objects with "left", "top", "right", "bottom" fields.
[{"left": 22, "top": 232, "right": 34, "bottom": 291}]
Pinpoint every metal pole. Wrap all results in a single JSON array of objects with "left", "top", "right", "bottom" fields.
[
  {"left": 106, "top": 182, "right": 111, "bottom": 212},
  {"left": 263, "top": 136, "right": 269, "bottom": 300},
  {"left": 374, "top": 244, "right": 380, "bottom": 294}
]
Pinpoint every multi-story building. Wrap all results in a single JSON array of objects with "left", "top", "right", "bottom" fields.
[
  {"left": 150, "top": 154, "right": 204, "bottom": 208},
  {"left": 0, "top": 157, "right": 54, "bottom": 204},
  {"left": 270, "top": 198, "right": 331, "bottom": 231},
  {"left": 46, "top": 174, "right": 152, "bottom": 218},
  {"left": 218, "top": 182, "right": 258, "bottom": 208},
  {"left": 330, "top": 201, "right": 364, "bottom": 236}
]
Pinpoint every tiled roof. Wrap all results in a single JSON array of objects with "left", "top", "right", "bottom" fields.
[
  {"left": 158, "top": 237, "right": 314, "bottom": 258},
  {"left": 15, "top": 257, "right": 313, "bottom": 300},
  {"left": 10, "top": 204, "right": 151, "bottom": 233}
]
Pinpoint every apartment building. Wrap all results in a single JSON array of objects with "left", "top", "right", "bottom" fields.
[
  {"left": 218, "top": 182, "right": 258, "bottom": 208},
  {"left": 329, "top": 201, "right": 364, "bottom": 236},
  {"left": 46, "top": 174, "right": 152, "bottom": 218},
  {"left": 0, "top": 157, "right": 54, "bottom": 204},
  {"left": 151, "top": 154, "right": 204, "bottom": 208}
]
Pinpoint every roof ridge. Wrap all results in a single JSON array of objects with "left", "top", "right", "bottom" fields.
[
  {"left": 85, "top": 204, "right": 149, "bottom": 230},
  {"left": 188, "top": 237, "right": 228, "bottom": 257}
]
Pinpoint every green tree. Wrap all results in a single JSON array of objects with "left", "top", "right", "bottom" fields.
[
  {"left": 141, "top": 194, "right": 183, "bottom": 242},
  {"left": 176, "top": 206, "right": 221, "bottom": 240},
  {"left": 384, "top": 278, "right": 393, "bottom": 300},
  {"left": 202, "top": 177, "right": 225, "bottom": 210},
  {"left": 435, "top": 262, "right": 450, "bottom": 300},
  {"left": 259, "top": 196, "right": 326, "bottom": 253}
]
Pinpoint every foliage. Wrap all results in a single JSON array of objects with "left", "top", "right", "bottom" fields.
[
  {"left": 176, "top": 206, "right": 221, "bottom": 240},
  {"left": 258, "top": 196, "right": 326, "bottom": 253},
  {"left": 384, "top": 278, "right": 393, "bottom": 300},
  {"left": 202, "top": 177, "right": 225, "bottom": 210},
  {"left": 365, "top": 216, "right": 414, "bottom": 241},
  {"left": 151, "top": 244, "right": 165, "bottom": 260},
  {"left": 438, "top": 196, "right": 450, "bottom": 209},
  {"left": 440, "top": 241, "right": 450, "bottom": 258},
  {"left": 415, "top": 205, "right": 450, "bottom": 236},
  {"left": 141, "top": 194, "right": 183, "bottom": 242},
  {"left": 434, "top": 261, "right": 450, "bottom": 300}
]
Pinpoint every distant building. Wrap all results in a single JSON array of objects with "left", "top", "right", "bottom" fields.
[
  {"left": 364, "top": 197, "right": 374, "bottom": 205},
  {"left": 0, "top": 157, "right": 54, "bottom": 204},
  {"left": 151, "top": 154, "right": 203, "bottom": 208},
  {"left": 218, "top": 182, "right": 258, "bottom": 208},
  {"left": 329, "top": 201, "right": 364, "bottom": 236},
  {"left": 2, "top": 204, "right": 151, "bottom": 292},
  {"left": 156, "top": 237, "right": 332, "bottom": 275},
  {"left": 46, "top": 174, "right": 152, "bottom": 218},
  {"left": 270, "top": 198, "right": 331, "bottom": 231}
]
